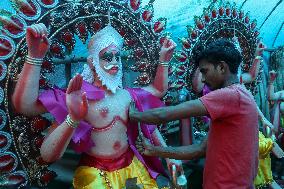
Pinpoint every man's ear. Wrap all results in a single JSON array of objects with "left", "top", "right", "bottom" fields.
[
  {"left": 192, "top": 68, "right": 204, "bottom": 94},
  {"left": 218, "top": 61, "right": 227, "bottom": 74}
]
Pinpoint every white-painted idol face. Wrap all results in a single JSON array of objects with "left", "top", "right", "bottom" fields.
[
  {"left": 81, "top": 25, "right": 124, "bottom": 93},
  {"left": 95, "top": 44, "right": 123, "bottom": 93}
]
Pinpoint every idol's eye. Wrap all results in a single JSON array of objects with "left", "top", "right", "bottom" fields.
[
  {"left": 100, "top": 52, "right": 121, "bottom": 62},
  {"left": 100, "top": 52, "right": 113, "bottom": 62},
  {"left": 114, "top": 53, "right": 121, "bottom": 62}
]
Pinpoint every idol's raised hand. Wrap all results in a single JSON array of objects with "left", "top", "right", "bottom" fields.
[
  {"left": 159, "top": 38, "right": 177, "bottom": 62},
  {"left": 26, "top": 23, "right": 49, "bottom": 58},
  {"left": 66, "top": 74, "right": 88, "bottom": 122},
  {"left": 269, "top": 70, "right": 277, "bottom": 83},
  {"left": 255, "top": 41, "right": 265, "bottom": 56}
]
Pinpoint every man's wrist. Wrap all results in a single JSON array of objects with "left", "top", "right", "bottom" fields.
[
  {"left": 260, "top": 116, "right": 265, "bottom": 123},
  {"left": 148, "top": 145, "right": 161, "bottom": 156}
]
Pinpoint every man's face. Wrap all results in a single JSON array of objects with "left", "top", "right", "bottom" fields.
[
  {"left": 99, "top": 44, "right": 121, "bottom": 75},
  {"left": 192, "top": 68, "right": 204, "bottom": 94},
  {"left": 199, "top": 59, "right": 225, "bottom": 90}
]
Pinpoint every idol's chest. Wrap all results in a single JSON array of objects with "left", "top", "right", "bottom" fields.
[{"left": 86, "top": 90, "right": 132, "bottom": 122}]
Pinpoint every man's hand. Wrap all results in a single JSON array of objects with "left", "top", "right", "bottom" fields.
[
  {"left": 262, "top": 118, "right": 277, "bottom": 135},
  {"left": 135, "top": 133, "right": 155, "bottom": 156},
  {"left": 269, "top": 70, "right": 277, "bottom": 83},
  {"left": 166, "top": 158, "right": 183, "bottom": 177},
  {"left": 272, "top": 142, "right": 284, "bottom": 159},
  {"left": 129, "top": 101, "right": 139, "bottom": 122},
  {"left": 159, "top": 38, "right": 177, "bottom": 62},
  {"left": 66, "top": 74, "right": 88, "bottom": 122},
  {"left": 167, "top": 159, "right": 187, "bottom": 188},
  {"left": 26, "top": 23, "right": 50, "bottom": 59}
]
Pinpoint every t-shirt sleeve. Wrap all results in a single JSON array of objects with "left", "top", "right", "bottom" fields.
[{"left": 199, "top": 87, "right": 240, "bottom": 121}]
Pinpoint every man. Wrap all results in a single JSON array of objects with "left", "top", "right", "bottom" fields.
[
  {"left": 268, "top": 70, "right": 284, "bottom": 133},
  {"left": 129, "top": 39, "right": 259, "bottom": 189},
  {"left": 267, "top": 70, "right": 284, "bottom": 180},
  {"left": 12, "top": 23, "right": 179, "bottom": 189}
]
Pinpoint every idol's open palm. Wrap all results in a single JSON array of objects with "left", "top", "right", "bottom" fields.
[{"left": 66, "top": 74, "right": 88, "bottom": 122}]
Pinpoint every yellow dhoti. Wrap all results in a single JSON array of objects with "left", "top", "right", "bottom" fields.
[
  {"left": 73, "top": 156, "right": 159, "bottom": 189},
  {"left": 254, "top": 132, "right": 274, "bottom": 188}
]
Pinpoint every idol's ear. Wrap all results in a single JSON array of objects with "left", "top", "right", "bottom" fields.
[{"left": 87, "top": 56, "right": 93, "bottom": 64}]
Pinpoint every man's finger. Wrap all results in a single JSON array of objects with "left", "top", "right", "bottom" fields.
[
  {"left": 136, "top": 140, "right": 142, "bottom": 146},
  {"left": 278, "top": 133, "right": 283, "bottom": 140},
  {"left": 135, "top": 142, "right": 142, "bottom": 148},
  {"left": 137, "top": 147, "right": 144, "bottom": 153},
  {"left": 136, "top": 146, "right": 143, "bottom": 150}
]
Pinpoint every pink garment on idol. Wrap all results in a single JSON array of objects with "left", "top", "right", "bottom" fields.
[
  {"left": 38, "top": 80, "right": 167, "bottom": 178},
  {"left": 200, "top": 84, "right": 259, "bottom": 189}
]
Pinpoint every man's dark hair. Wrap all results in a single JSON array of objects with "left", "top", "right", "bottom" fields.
[{"left": 195, "top": 38, "right": 242, "bottom": 74}]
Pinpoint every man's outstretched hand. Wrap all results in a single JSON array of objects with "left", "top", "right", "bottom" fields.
[
  {"left": 129, "top": 101, "right": 139, "bottom": 122},
  {"left": 135, "top": 133, "right": 154, "bottom": 156},
  {"left": 272, "top": 141, "right": 284, "bottom": 159}
]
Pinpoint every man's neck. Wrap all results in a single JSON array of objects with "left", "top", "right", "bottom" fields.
[{"left": 223, "top": 74, "right": 239, "bottom": 88}]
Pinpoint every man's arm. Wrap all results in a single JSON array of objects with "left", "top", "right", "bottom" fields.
[
  {"left": 129, "top": 99, "right": 208, "bottom": 124},
  {"left": 138, "top": 136, "right": 207, "bottom": 160},
  {"left": 151, "top": 129, "right": 184, "bottom": 174},
  {"left": 256, "top": 105, "right": 277, "bottom": 136}
]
